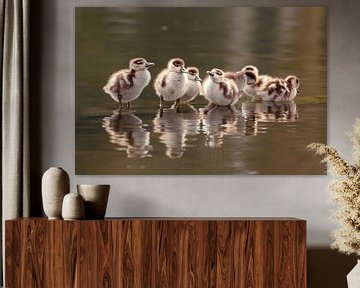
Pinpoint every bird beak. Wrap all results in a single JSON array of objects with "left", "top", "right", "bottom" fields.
[
  {"left": 207, "top": 71, "right": 214, "bottom": 76},
  {"left": 180, "top": 66, "right": 187, "bottom": 73},
  {"left": 145, "top": 62, "right": 155, "bottom": 68},
  {"left": 195, "top": 76, "right": 202, "bottom": 82}
]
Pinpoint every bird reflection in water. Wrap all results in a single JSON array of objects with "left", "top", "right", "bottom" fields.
[
  {"left": 153, "top": 103, "right": 200, "bottom": 159},
  {"left": 201, "top": 104, "right": 239, "bottom": 148},
  {"left": 241, "top": 100, "right": 299, "bottom": 135},
  {"left": 102, "top": 110, "right": 151, "bottom": 158}
]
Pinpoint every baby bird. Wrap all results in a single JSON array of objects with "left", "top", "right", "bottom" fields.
[
  {"left": 258, "top": 75, "right": 300, "bottom": 102},
  {"left": 258, "top": 78, "right": 289, "bottom": 102},
  {"left": 180, "top": 67, "right": 202, "bottom": 103},
  {"left": 154, "top": 58, "right": 188, "bottom": 107},
  {"left": 103, "top": 57, "right": 155, "bottom": 110},
  {"left": 284, "top": 75, "right": 300, "bottom": 101},
  {"left": 242, "top": 65, "right": 273, "bottom": 98},
  {"left": 202, "top": 68, "right": 239, "bottom": 107}
]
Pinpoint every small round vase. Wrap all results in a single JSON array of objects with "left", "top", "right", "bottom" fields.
[
  {"left": 42, "top": 167, "right": 70, "bottom": 219},
  {"left": 62, "top": 192, "right": 85, "bottom": 220},
  {"left": 77, "top": 184, "right": 110, "bottom": 219}
]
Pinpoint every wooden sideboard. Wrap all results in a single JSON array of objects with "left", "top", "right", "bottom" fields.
[{"left": 5, "top": 218, "right": 306, "bottom": 287}]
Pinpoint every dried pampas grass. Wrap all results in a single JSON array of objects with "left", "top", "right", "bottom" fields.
[{"left": 308, "top": 118, "right": 360, "bottom": 256}]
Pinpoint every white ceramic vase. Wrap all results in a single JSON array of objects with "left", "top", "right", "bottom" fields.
[
  {"left": 347, "top": 260, "right": 360, "bottom": 288},
  {"left": 77, "top": 184, "right": 110, "bottom": 219},
  {"left": 62, "top": 192, "right": 85, "bottom": 220},
  {"left": 42, "top": 167, "right": 70, "bottom": 219}
]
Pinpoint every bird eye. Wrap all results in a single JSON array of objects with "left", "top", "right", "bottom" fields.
[
  {"left": 216, "top": 71, "right": 222, "bottom": 76},
  {"left": 135, "top": 60, "right": 143, "bottom": 65}
]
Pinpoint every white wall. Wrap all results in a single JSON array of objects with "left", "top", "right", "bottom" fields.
[{"left": 36, "top": 0, "right": 360, "bottom": 247}]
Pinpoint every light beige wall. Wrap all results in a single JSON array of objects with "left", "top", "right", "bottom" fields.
[{"left": 30, "top": 0, "right": 360, "bottom": 248}]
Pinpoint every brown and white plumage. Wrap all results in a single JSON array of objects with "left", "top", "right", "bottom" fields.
[
  {"left": 154, "top": 58, "right": 188, "bottom": 106},
  {"left": 242, "top": 65, "right": 259, "bottom": 76},
  {"left": 284, "top": 75, "right": 300, "bottom": 101},
  {"left": 225, "top": 70, "right": 257, "bottom": 93},
  {"left": 258, "top": 78, "right": 289, "bottom": 102},
  {"left": 103, "top": 57, "right": 154, "bottom": 109},
  {"left": 180, "top": 67, "right": 202, "bottom": 103},
  {"left": 258, "top": 76, "right": 300, "bottom": 102},
  {"left": 202, "top": 68, "right": 239, "bottom": 107},
  {"left": 241, "top": 65, "right": 273, "bottom": 98},
  {"left": 241, "top": 65, "right": 300, "bottom": 102}
]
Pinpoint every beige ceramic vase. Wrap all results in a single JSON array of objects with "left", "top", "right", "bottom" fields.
[
  {"left": 62, "top": 192, "right": 85, "bottom": 220},
  {"left": 347, "top": 260, "right": 360, "bottom": 288},
  {"left": 77, "top": 184, "right": 110, "bottom": 219},
  {"left": 42, "top": 167, "right": 70, "bottom": 219}
]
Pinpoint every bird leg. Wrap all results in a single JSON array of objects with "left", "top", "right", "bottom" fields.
[
  {"left": 127, "top": 102, "right": 131, "bottom": 110},
  {"left": 227, "top": 105, "right": 235, "bottom": 116},
  {"left": 203, "top": 102, "right": 216, "bottom": 115},
  {"left": 159, "top": 96, "right": 164, "bottom": 108},
  {"left": 117, "top": 95, "right": 123, "bottom": 111},
  {"left": 174, "top": 98, "right": 180, "bottom": 109}
]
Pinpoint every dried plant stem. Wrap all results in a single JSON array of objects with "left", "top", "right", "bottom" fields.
[{"left": 307, "top": 118, "right": 360, "bottom": 256}]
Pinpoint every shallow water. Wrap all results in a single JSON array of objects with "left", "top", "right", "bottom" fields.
[{"left": 75, "top": 7, "right": 326, "bottom": 175}]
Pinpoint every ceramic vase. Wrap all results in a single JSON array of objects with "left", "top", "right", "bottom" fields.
[
  {"left": 42, "top": 167, "right": 70, "bottom": 219},
  {"left": 77, "top": 184, "right": 110, "bottom": 219},
  {"left": 62, "top": 192, "right": 85, "bottom": 220},
  {"left": 347, "top": 260, "right": 360, "bottom": 288}
]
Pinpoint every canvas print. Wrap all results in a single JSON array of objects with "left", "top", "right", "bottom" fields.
[{"left": 75, "top": 7, "right": 326, "bottom": 175}]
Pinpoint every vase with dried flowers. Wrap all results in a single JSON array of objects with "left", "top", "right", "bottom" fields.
[{"left": 307, "top": 118, "right": 360, "bottom": 287}]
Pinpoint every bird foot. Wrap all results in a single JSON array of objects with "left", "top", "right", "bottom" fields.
[
  {"left": 159, "top": 108, "right": 164, "bottom": 118},
  {"left": 159, "top": 96, "right": 164, "bottom": 109}
]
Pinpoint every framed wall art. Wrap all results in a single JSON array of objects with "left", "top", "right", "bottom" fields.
[{"left": 75, "top": 7, "right": 326, "bottom": 175}]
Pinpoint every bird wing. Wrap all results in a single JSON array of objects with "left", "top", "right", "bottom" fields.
[
  {"left": 219, "top": 82, "right": 231, "bottom": 99},
  {"left": 104, "top": 69, "right": 132, "bottom": 94},
  {"left": 155, "top": 69, "right": 167, "bottom": 88},
  {"left": 221, "top": 80, "right": 239, "bottom": 100},
  {"left": 224, "top": 72, "right": 235, "bottom": 80}
]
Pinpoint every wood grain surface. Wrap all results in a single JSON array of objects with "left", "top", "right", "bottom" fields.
[{"left": 5, "top": 218, "right": 306, "bottom": 287}]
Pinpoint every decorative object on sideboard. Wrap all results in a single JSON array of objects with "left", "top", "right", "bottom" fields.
[
  {"left": 42, "top": 167, "right": 70, "bottom": 219},
  {"left": 77, "top": 184, "right": 110, "bottom": 219},
  {"left": 62, "top": 192, "right": 85, "bottom": 220},
  {"left": 347, "top": 260, "right": 360, "bottom": 287},
  {"left": 308, "top": 117, "right": 360, "bottom": 288}
]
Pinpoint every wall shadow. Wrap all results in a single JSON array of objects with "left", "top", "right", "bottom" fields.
[
  {"left": 29, "top": 0, "right": 45, "bottom": 216},
  {"left": 308, "top": 248, "right": 357, "bottom": 288}
]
